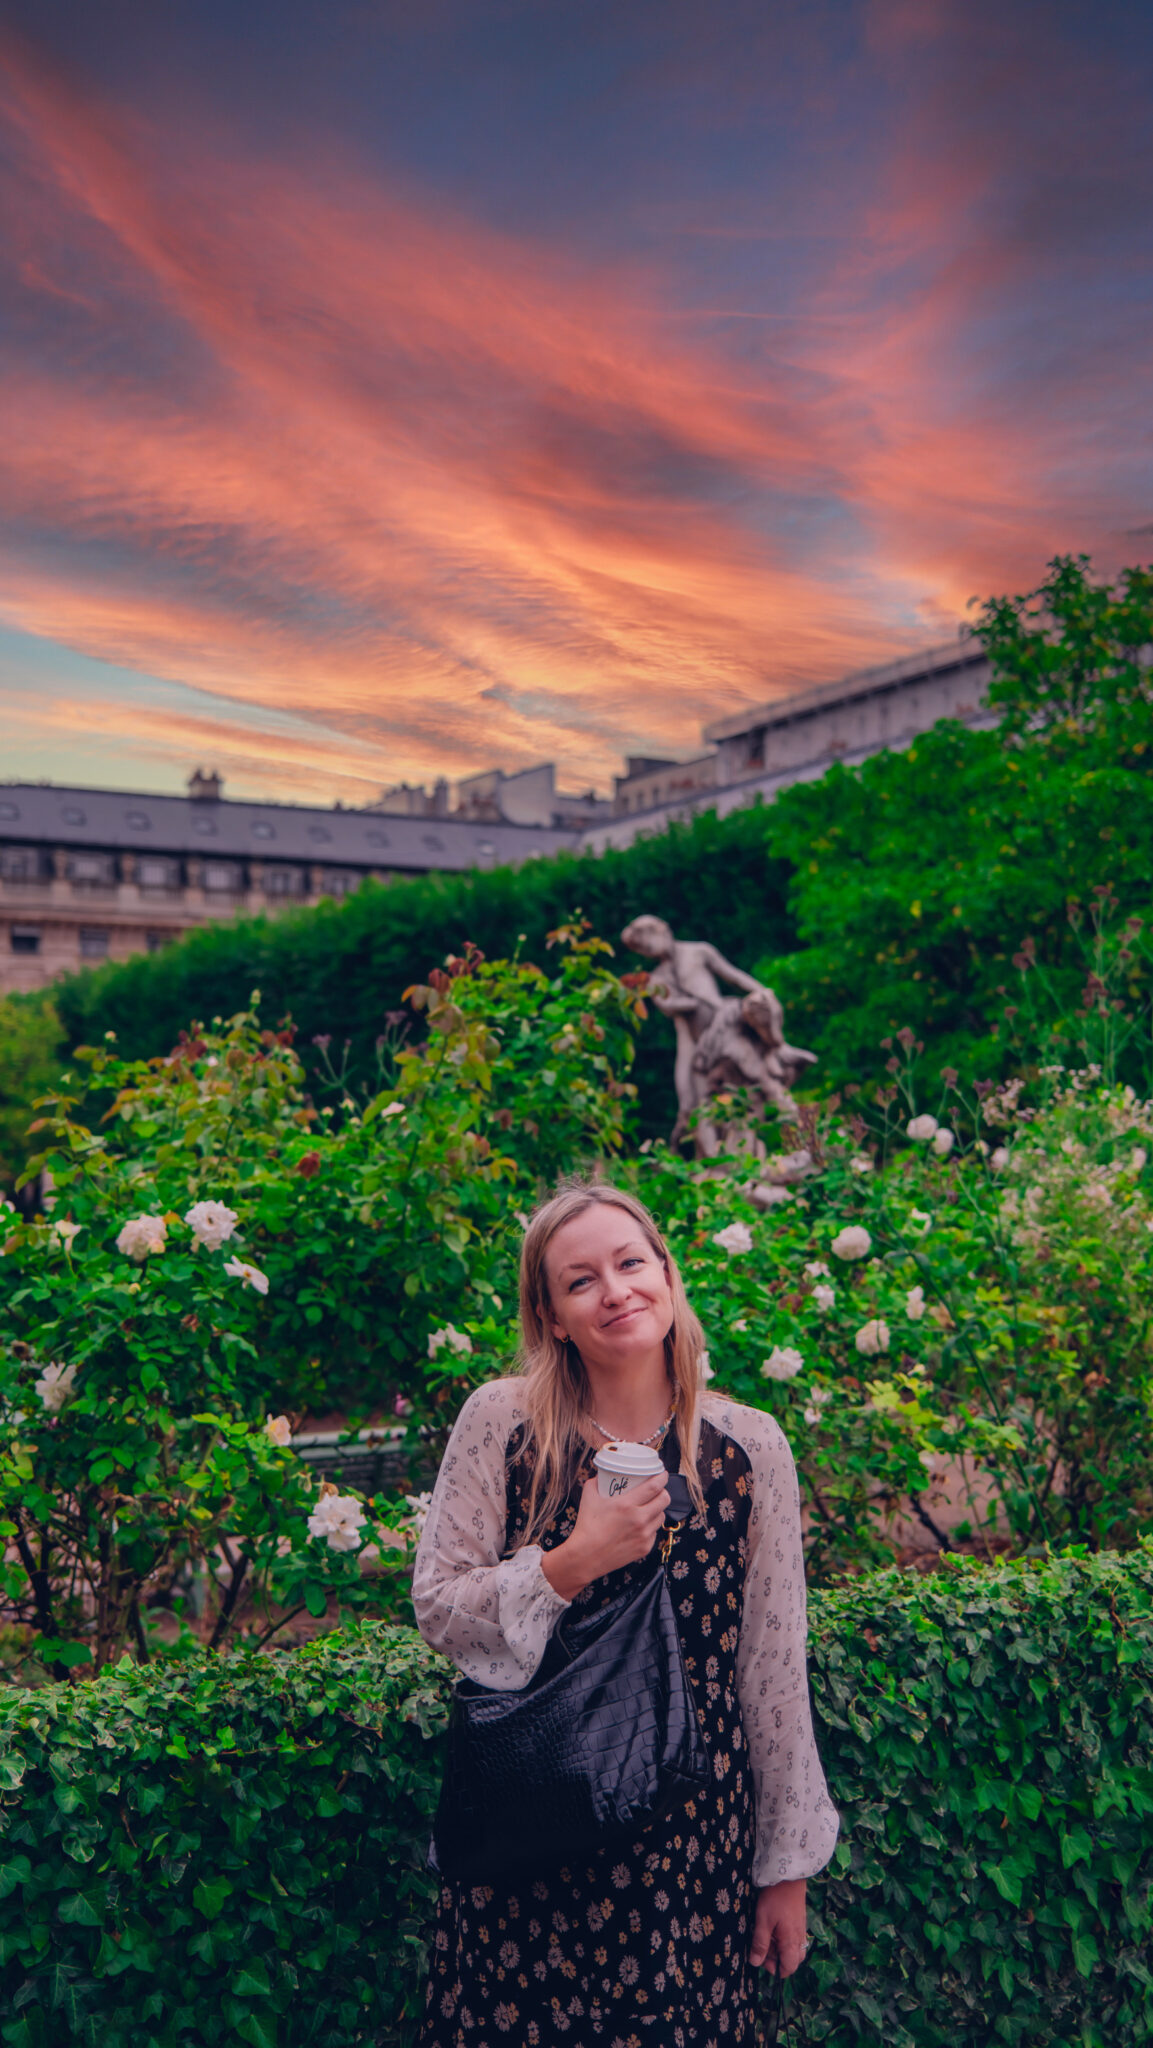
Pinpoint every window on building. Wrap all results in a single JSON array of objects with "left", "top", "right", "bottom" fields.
[
  {"left": 366, "top": 829, "right": 391, "bottom": 848},
  {"left": 138, "top": 856, "right": 182, "bottom": 890},
  {"left": 251, "top": 821, "right": 276, "bottom": 840},
  {"left": 0, "top": 847, "right": 41, "bottom": 882},
  {"left": 263, "top": 866, "right": 305, "bottom": 897},
  {"left": 79, "top": 928, "right": 110, "bottom": 959},
  {"left": 0, "top": 802, "right": 20, "bottom": 822},
  {"left": 320, "top": 869, "right": 357, "bottom": 898},
  {"left": 10, "top": 926, "right": 40, "bottom": 955},
  {"left": 202, "top": 862, "right": 242, "bottom": 893},
  {"left": 61, "top": 806, "right": 86, "bottom": 825},
  {"left": 145, "top": 930, "right": 171, "bottom": 953},
  {"left": 68, "top": 852, "right": 116, "bottom": 887},
  {"left": 125, "top": 810, "right": 152, "bottom": 830},
  {"left": 308, "top": 825, "right": 333, "bottom": 843}
]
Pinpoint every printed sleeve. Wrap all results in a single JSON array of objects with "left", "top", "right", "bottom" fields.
[
  {"left": 411, "top": 1379, "right": 570, "bottom": 1691},
  {"left": 707, "top": 1397, "right": 840, "bottom": 1885}
]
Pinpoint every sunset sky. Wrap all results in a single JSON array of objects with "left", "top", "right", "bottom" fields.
[{"left": 1, "top": 0, "right": 1151, "bottom": 803}]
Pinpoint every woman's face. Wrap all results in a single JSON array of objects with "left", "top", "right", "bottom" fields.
[{"left": 543, "top": 1203, "right": 675, "bottom": 1379}]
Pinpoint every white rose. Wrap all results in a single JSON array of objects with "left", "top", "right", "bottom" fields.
[
  {"left": 50, "top": 1219, "right": 82, "bottom": 1252},
  {"left": 224, "top": 1256, "right": 270, "bottom": 1295},
  {"left": 812, "top": 1283, "right": 836, "bottom": 1312},
  {"left": 761, "top": 1346, "right": 804, "bottom": 1381},
  {"left": 382, "top": 1101, "right": 406, "bottom": 1118},
  {"left": 731, "top": 1318, "right": 748, "bottom": 1333},
  {"left": 803, "top": 1388, "right": 832, "bottom": 1426},
  {"left": 306, "top": 1491, "right": 366, "bottom": 1553},
  {"left": 713, "top": 1222, "right": 754, "bottom": 1255},
  {"left": 35, "top": 1360, "right": 77, "bottom": 1412},
  {"left": 184, "top": 1200, "right": 239, "bottom": 1251},
  {"left": 265, "top": 1414, "right": 292, "bottom": 1448},
  {"left": 831, "top": 1226, "right": 871, "bottom": 1261},
  {"left": 907, "top": 1115, "right": 939, "bottom": 1142},
  {"left": 803, "top": 1260, "right": 829, "bottom": 1279},
  {"left": 116, "top": 1214, "right": 168, "bottom": 1261},
  {"left": 404, "top": 1490, "right": 434, "bottom": 1538},
  {"left": 906, "top": 1286, "right": 926, "bottom": 1321},
  {"left": 428, "top": 1324, "right": 472, "bottom": 1359},
  {"left": 1131, "top": 1148, "right": 1148, "bottom": 1172},
  {"left": 990, "top": 1148, "right": 1009, "bottom": 1172},
  {"left": 854, "top": 1319, "right": 890, "bottom": 1356},
  {"left": 849, "top": 1155, "right": 873, "bottom": 1174},
  {"left": 932, "top": 1129, "right": 955, "bottom": 1158}
]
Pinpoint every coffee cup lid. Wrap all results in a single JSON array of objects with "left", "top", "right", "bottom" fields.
[{"left": 593, "top": 1440, "right": 666, "bottom": 1477}]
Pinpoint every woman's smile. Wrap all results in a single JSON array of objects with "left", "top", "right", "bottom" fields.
[{"left": 544, "top": 1204, "right": 676, "bottom": 1377}]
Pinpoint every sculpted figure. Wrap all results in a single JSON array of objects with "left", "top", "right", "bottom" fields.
[{"left": 620, "top": 915, "right": 816, "bottom": 1155}]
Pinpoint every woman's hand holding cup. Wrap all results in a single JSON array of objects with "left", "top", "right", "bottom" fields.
[{"left": 541, "top": 1471, "right": 669, "bottom": 1602}]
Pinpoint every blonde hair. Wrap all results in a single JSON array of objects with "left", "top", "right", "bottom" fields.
[{"left": 513, "top": 1180, "right": 707, "bottom": 1548}]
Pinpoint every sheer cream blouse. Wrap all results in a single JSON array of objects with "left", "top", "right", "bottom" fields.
[{"left": 412, "top": 1378, "right": 840, "bottom": 1886}]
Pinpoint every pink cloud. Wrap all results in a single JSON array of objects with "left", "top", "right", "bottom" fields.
[{"left": 0, "top": 17, "right": 1145, "bottom": 799}]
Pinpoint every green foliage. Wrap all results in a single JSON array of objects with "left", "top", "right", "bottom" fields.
[
  {"left": 0, "top": 932, "right": 645, "bottom": 1673},
  {"left": 51, "top": 807, "right": 795, "bottom": 1144},
  {"left": 602, "top": 1049, "right": 1153, "bottom": 1575},
  {"left": 1, "top": 1552, "right": 1149, "bottom": 2046},
  {"left": 0, "top": 1622, "right": 450, "bottom": 2047},
  {"left": 765, "top": 556, "right": 1153, "bottom": 1095},
  {"left": 978, "top": 553, "right": 1153, "bottom": 761},
  {"left": 804, "top": 1546, "right": 1153, "bottom": 2047},
  {"left": 0, "top": 994, "right": 66, "bottom": 1194}
]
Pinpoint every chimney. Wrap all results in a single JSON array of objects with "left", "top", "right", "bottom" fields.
[{"left": 188, "top": 768, "right": 223, "bottom": 802}]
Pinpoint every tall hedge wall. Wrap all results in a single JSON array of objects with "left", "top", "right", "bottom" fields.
[
  {"left": 50, "top": 805, "right": 795, "bottom": 1141},
  {"left": 2, "top": 1546, "right": 1150, "bottom": 2046}
]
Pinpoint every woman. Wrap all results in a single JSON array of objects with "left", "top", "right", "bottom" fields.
[{"left": 413, "top": 1183, "right": 839, "bottom": 2047}]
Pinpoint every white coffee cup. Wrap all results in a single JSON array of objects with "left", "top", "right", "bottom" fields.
[{"left": 593, "top": 1440, "right": 667, "bottom": 1498}]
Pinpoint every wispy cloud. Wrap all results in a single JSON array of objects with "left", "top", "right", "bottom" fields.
[{"left": 0, "top": 3, "right": 1148, "bottom": 799}]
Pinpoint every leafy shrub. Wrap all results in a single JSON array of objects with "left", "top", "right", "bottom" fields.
[
  {"left": 0, "top": 932, "right": 645, "bottom": 1673},
  {"left": 765, "top": 557, "right": 1153, "bottom": 1097},
  {"left": 804, "top": 1544, "right": 1153, "bottom": 2047},
  {"left": 0, "top": 994, "right": 66, "bottom": 1194},
  {"left": 1, "top": 1550, "right": 1149, "bottom": 2046},
  {"left": 0, "top": 1622, "right": 449, "bottom": 2048},
  {"left": 603, "top": 1050, "right": 1153, "bottom": 1573},
  {"left": 48, "top": 805, "right": 796, "bottom": 1151}
]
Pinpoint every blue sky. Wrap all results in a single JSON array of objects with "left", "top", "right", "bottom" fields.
[{"left": 1, "top": 0, "right": 1150, "bottom": 801}]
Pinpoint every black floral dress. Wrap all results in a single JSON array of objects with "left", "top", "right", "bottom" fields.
[{"left": 419, "top": 1418, "right": 763, "bottom": 2048}]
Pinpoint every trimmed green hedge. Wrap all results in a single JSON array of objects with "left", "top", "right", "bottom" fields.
[
  {"left": 805, "top": 1546, "right": 1153, "bottom": 2046},
  {"left": 0, "top": 1626, "right": 449, "bottom": 2048},
  {"left": 2, "top": 1549, "right": 1151, "bottom": 2046},
  {"left": 50, "top": 805, "right": 795, "bottom": 1143}
]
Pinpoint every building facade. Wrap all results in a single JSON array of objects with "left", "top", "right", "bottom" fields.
[
  {"left": 0, "top": 779, "right": 577, "bottom": 997},
  {"left": 1, "top": 634, "right": 993, "bottom": 997},
  {"left": 581, "top": 637, "right": 992, "bottom": 853}
]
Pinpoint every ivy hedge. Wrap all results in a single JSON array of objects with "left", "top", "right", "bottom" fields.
[{"left": 1, "top": 1547, "right": 1151, "bottom": 2046}]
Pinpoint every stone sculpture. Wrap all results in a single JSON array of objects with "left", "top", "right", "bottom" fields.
[{"left": 620, "top": 915, "right": 816, "bottom": 1161}]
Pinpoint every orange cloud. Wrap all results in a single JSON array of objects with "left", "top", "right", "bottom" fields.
[{"left": 0, "top": 18, "right": 1143, "bottom": 801}]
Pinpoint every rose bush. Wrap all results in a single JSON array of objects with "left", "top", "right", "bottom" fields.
[{"left": 0, "top": 928, "right": 646, "bottom": 1674}]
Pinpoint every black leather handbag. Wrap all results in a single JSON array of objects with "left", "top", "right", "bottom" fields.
[{"left": 432, "top": 1478, "right": 710, "bottom": 1880}]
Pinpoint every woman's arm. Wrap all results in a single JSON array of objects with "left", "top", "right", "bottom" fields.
[
  {"left": 711, "top": 1400, "right": 840, "bottom": 1888},
  {"left": 411, "top": 1382, "right": 570, "bottom": 1691}
]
